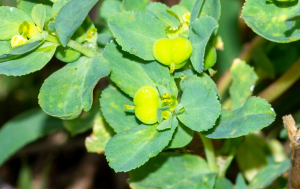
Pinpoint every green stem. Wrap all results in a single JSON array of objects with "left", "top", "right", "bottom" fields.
[
  {"left": 217, "top": 151, "right": 235, "bottom": 177},
  {"left": 67, "top": 40, "right": 96, "bottom": 58},
  {"left": 199, "top": 133, "right": 218, "bottom": 173},
  {"left": 258, "top": 57, "right": 300, "bottom": 103}
]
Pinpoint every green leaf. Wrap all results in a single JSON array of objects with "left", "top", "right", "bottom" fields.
[
  {"left": 252, "top": 48, "right": 275, "bottom": 80},
  {"left": 0, "top": 36, "right": 44, "bottom": 62},
  {"left": 147, "top": 5, "right": 180, "bottom": 28},
  {"left": 236, "top": 134, "right": 269, "bottom": 181},
  {"left": 63, "top": 105, "right": 99, "bottom": 136},
  {"left": 103, "top": 42, "right": 156, "bottom": 98},
  {"left": 100, "top": 85, "right": 140, "bottom": 133},
  {"left": 204, "top": 97, "right": 276, "bottom": 139},
  {"left": 18, "top": 0, "right": 53, "bottom": 22},
  {"left": 180, "top": 0, "right": 196, "bottom": 12},
  {"left": 122, "top": 0, "right": 150, "bottom": 12},
  {"left": 200, "top": 0, "right": 221, "bottom": 21},
  {"left": 190, "top": 0, "right": 204, "bottom": 23},
  {"left": 157, "top": 118, "right": 172, "bottom": 130},
  {"left": 99, "top": 0, "right": 121, "bottom": 26},
  {"left": 139, "top": 60, "right": 178, "bottom": 96},
  {"left": 129, "top": 152, "right": 215, "bottom": 189},
  {"left": 39, "top": 55, "right": 110, "bottom": 120},
  {"left": 180, "top": 74, "right": 220, "bottom": 98},
  {"left": 52, "top": 0, "right": 68, "bottom": 16},
  {"left": 236, "top": 173, "right": 248, "bottom": 189},
  {"left": 230, "top": 59, "right": 258, "bottom": 110},
  {"left": 0, "top": 6, "right": 33, "bottom": 40},
  {"left": 108, "top": 11, "right": 167, "bottom": 60},
  {"left": 31, "top": 4, "right": 46, "bottom": 29},
  {"left": 170, "top": 5, "right": 190, "bottom": 22},
  {"left": 85, "top": 112, "right": 115, "bottom": 154},
  {"left": 190, "top": 16, "right": 218, "bottom": 73},
  {"left": 105, "top": 123, "right": 177, "bottom": 172},
  {"left": 168, "top": 122, "right": 193, "bottom": 149},
  {"left": 242, "top": 0, "right": 300, "bottom": 43},
  {"left": 214, "top": 177, "right": 234, "bottom": 189},
  {"left": 0, "top": 42, "right": 57, "bottom": 76},
  {"left": 0, "top": 109, "right": 64, "bottom": 166},
  {"left": 177, "top": 75, "right": 221, "bottom": 132},
  {"left": 55, "top": 0, "right": 98, "bottom": 46},
  {"left": 146, "top": 2, "right": 169, "bottom": 18},
  {"left": 249, "top": 160, "right": 290, "bottom": 189},
  {"left": 0, "top": 40, "right": 12, "bottom": 55}
]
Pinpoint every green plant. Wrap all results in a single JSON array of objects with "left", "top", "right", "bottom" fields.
[{"left": 1, "top": 0, "right": 299, "bottom": 188}]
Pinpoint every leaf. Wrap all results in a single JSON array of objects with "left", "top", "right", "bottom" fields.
[
  {"left": 236, "top": 134, "right": 269, "bottom": 181},
  {"left": 190, "top": 16, "right": 218, "bottom": 73},
  {"left": 108, "top": 11, "right": 167, "bottom": 60},
  {"left": 177, "top": 75, "right": 221, "bottom": 132},
  {"left": 170, "top": 5, "right": 190, "bottom": 22},
  {"left": 204, "top": 97, "right": 276, "bottom": 139},
  {"left": 129, "top": 152, "right": 215, "bottom": 189},
  {"left": 55, "top": 0, "right": 98, "bottom": 46},
  {"left": 200, "top": 0, "right": 221, "bottom": 21},
  {"left": 229, "top": 59, "right": 258, "bottom": 110},
  {"left": 214, "top": 177, "right": 234, "bottom": 189},
  {"left": 85, "top": 112, "right": 115, "bottom": 154},
  {"left": 105, "top": 123, "right": 177, "bottom": 172},
  {"left": 180, "top": 0, "right": 196, "bottom": 12},
  {"left": 242, "top": 0, "right": 300, "bottom": 43},
  {"left": 252, "top": 47, "right": 275, "bottom": 80},
  {"left": 180, "top": 74, "right": 220, "bottom": 98},
  {"left": 18, "top": 0, "right": 53, "bottom": 21},
  {"left": 103, "top": 42, "right": 155, "bottom": 98},
  {"left": 52, "top": 0, "right": 68, "bottom": 16},
  {"left": 39, "top": 55, "right": 110, "bottom": 120},
  {"left": 100, "top": 85, "right": 140, "bottom": 133},
  {"left": 0, "top": 40, "right": 12, "bottom": 55},
  {"left": 157, "top": 118, "right": 172, "bottom": 130},
  {"left": 190, "top": 0, "right": 204, "bottom": 23},
  {"left": 139, "top": 61, "right": 178, "bottom": 96},
  {"left": 146, "top": 2, "right": 169, "bottom": 18},
  {"left": 0, "top": 6, "right": 33, "bottom": 40},
  {"left": 63, "top": 105, "right": 99, "bottom": 136},
  {"left": 249, "top": 160, "right": 290, "bottom": 189},
  {"left": 122, "top": 0, "right": 150, "bottom": 12},
  {"left": 99, "top": 0, "right": 121, "bottom": 26},
  {"left": 168, "top": 122, "right": 194, "bottom": 149},
  {"left": 0, "top": 42, "right": 57, "bottom": 76},
  {"left": 0, "top": 36, "right": 44, "bottom": 62},
  {"left": 0, "top": 109, "right": 64, "bottom": 166},
  {"left": 235, "top": 173, "right": 248, "bottom": 189},
  {"left": 31, "top": 4, "right": 46, "bottom": 29},
  {"left": 147, "top": 6, "right": 180, "bottom": 28}
]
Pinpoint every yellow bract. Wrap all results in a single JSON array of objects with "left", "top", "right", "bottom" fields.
[
  {"left": 11, "top": 35, "right": 28, "bottom": 48},
  {"left": 133, "top": 86, "right": 160, "bottom": 124},
  {"left": 153, "top": 37, "right": 192, "bottom": 72},
  {"left": 19, "top": 21, "right": 39, "bottom": 38}
]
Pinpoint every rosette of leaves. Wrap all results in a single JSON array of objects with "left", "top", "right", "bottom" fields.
[{"left": 98, "top": 0, "right": 276, "bottom": 175}]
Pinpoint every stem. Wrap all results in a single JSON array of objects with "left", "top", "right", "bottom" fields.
[
  {"left": 258, "top": 57, "right": 300, "bottom": 103},
  {"left": 217, "top": 151, "right": 235, "bottom": 177},
  {"left": 282, "top": 115, "right": 300, "bottom": 189},
  {"left": 67, "top": 40, "right": 96, "bottom": 58},
  {"left": 217, "top": 36, "right": 266, "bottom": 96},
  {"left": 199, "top": 133, "right": 218, "bottom": 173}
]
